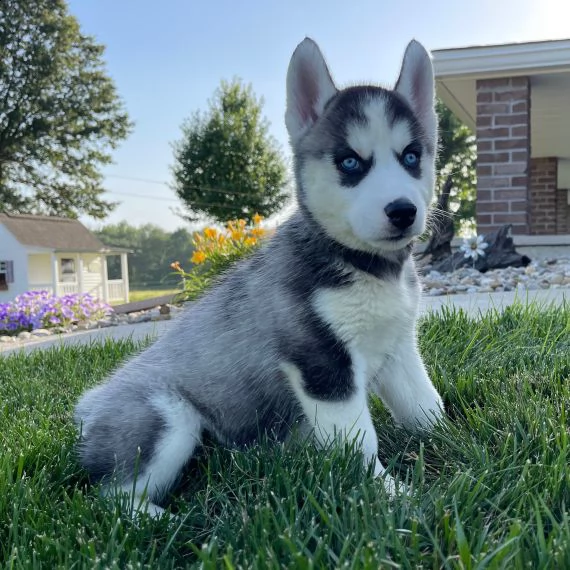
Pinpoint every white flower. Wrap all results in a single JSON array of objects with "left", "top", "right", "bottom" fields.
[{"left": 460, "top": 234, "right": 488, "bottom": 261}]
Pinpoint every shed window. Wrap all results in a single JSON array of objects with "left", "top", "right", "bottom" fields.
[
  {"left": 0, "top": 260, "right": 14, "bottom": 290},
  {"left": 60, "top": 258, "right": 76, "bottom": 282}
]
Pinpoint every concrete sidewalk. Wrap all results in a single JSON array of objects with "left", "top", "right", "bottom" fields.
[
  {"left": 1, "top": 288, "right": 568, "bottom": 356},
  {"left": 419, "top": 287, "right": 569, "bottom": 316}
]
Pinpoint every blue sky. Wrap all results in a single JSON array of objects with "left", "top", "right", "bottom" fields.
[{"left": 68, "top": 0, "right": 568, "bottom": 231}]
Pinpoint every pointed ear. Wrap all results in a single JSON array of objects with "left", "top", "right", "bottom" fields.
[
  {"left": 395, "top": 40, "right": 437, "bottom": 149},
  {"left": 285, "top": 38, "right": 338, "bottom": 144}
]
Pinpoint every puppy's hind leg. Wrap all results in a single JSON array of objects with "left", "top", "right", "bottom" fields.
[
  {"left": 77, "top": 391, "right": 203, "bottom": 519},
  {"left": 120, "top": 395, "right": 203, "bottom": 518}
]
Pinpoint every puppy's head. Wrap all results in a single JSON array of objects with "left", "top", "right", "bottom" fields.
[{"left": 286, "top": 38, "right": 437, "bottom": 254}]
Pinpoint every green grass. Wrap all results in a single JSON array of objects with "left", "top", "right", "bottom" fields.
[
  {"left": 1, "top": 302, "right": 569, "bottom": 568},
  {"left": 125, "top": 288, "right": 181, "bottom": 304}
]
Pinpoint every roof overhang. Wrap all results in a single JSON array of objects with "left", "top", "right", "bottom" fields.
[
  {"left": 433, "top": 39, "right": 570, "bottom": 81},
  {"left": 432, "top": 39, "right": 570, "bottom": 163},
  {"left": 24, "top": 247, "right": 132, "bottom": 255},
  {"left": 53, "top": 248, "right": 132, "bottom": 255}
]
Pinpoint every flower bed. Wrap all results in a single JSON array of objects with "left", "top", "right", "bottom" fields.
[
  {"left": 171, "top": 215, "right": 267, "bottom": 302},
  {"left": 0, "top": 291, "right": 111, "bottom": 335}
]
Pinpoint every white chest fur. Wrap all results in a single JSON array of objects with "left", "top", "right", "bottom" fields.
[{"left": 313, "top": 267, "right": 419, "bottom": 377}]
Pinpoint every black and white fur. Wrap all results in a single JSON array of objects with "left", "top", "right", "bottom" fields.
[{"left": 74, "top": 38, "right": 444, "bottom": 517}]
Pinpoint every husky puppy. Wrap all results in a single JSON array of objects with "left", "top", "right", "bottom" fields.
[{"left": 75, "top": 38, "right": 444, "bottom": 516}]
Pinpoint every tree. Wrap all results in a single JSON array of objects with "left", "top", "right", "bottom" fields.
[
  {"left": 95, "top": 222, "right": 196, "bottom": 288},
  {"left": 0, "top": 0, "right": 132, "bottom": 219},
  {"left": 172, "top": 78, "right": 289, "bottom": 223},
  {"left": 435, "top": 100, "right": 477, "bottom": 232}
]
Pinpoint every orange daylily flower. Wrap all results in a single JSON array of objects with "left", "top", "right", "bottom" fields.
[{"left": 191, "top": 250, "right": 206, "bottom": 264}]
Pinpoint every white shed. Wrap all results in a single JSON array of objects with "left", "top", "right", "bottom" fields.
[{"left": 0, "top": 213, "right": 129, "bottom": 304}]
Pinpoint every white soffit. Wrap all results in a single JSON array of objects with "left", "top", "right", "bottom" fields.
[{"left": 432, "top": 39, "right": 570, "bottom": 79}]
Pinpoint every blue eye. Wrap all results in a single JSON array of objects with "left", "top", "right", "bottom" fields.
[
  {"left": 339, "top": 156, "right": 361, "bottom": 172},
  {"left": 403, "top": 151, "right": 419, "bottom": 168}
]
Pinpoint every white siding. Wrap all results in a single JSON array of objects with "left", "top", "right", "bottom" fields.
[
  {"left": 0, "top": 224, "right": 29, "bottom": 303},
  {"left": 81, "top": 253, "right": 104, "bottom": 298},
  {"left": 28, "top": 253, "right": 53, "bottom": 290}
]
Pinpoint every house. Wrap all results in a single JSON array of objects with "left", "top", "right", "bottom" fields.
[
  {"left": 432, "top": 39, "right": 570, "bottom": 245},
  {"left": 0, "top": 213, "right": 129, "bottom": 304}
]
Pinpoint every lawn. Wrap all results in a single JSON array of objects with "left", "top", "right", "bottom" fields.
[
  {"left": 1, "top": 303, "right": 569, "bottom": 568},
  {"left": 125, "top": 288, "right": 181, "bottom": 304}
]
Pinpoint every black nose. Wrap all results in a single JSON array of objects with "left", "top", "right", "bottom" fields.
[{"left": 384, "top": 199, "right": 417, "bottom": 230}]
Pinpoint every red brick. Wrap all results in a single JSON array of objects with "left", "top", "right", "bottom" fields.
[
  {"left": 477, "top": 165, "right": 492, "bottom": 177},
  {"left": 494, "top": 139, "right": 528, "bottom": 150},
  {"left": 512, "top": 101, "right": 528, "bottom": 112},
  {"left": 476, "top": 214, "right": 493, "bottom": 225},
  {"left": 477, "top": 103, "right": 510, "bottom": 115},
  {"left": 477, "top": 140, "right": 493, "bottom": 152},
  {"left": 483, "top": 201, "right": 509, "bottom": 212},
  {"left": 478, "top": 127, "right": 510, "bottom": 139},
  {"left": 511, "top": 176, "right": 529, "bottom": 187},
  {"left": 493, "top": 162, "right": 527, "bottom": 175},
  {"left": 494, "top": 189, "right": 528, "bottom": 201},
  {"left": 494, "top": 113, "right": 529, "bottom": 126},
  {"left": 509, "top": 200, "right": 527, "bottom": 212},
  {"left": 478, "top": 176, "right": 512, "bottom": 189},
  {"left": 511, "top": 126, "right": 529, "bottom": 137},
  {"left": 494, "top": 89, "right": 529, "bottom": 102},
  {"left": 511, "top": 224, "right": 529, "bottom": 235},
  {"left": 477, "top": 78, "right": 512, "bottom": 90},
  {"left": 478, "top": 152, "right": 510, "bottom": 164},
  {"left": 493, "top": 213, "right": 528, "bottom": 224},
  {"left": 511, "top": 151, "right": 527, "bottom": 162},
  {"left": 511, "top": 77, "right": 530, "bottom": 88},
  {"left": 476, "top": 115, "right": 493, "bottom": 128},
  {"left": 476, "top": 92, "right": 493, "bottom": 103},
  {"left": 476, "top": 189, "right": 492, "bottom": 201}
]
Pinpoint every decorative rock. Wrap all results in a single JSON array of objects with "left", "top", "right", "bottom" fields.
[
  {"left": 148, "top": 308, "right": 162, "bottom": 319},
  {"left": 18, "top": 331, "right": 32, "bottom": 340},
  {"left": 151, "top": 314, "right": 171, "bottom": 322},
  {"left": 0, "top": 335, "right": 16, "bottom": 343},
  {"left": 548, "top": 273, "right": 564, "bottom": 285},
  {"left": 31, "top": 328, "right": 52, "bottom": 337},
  {"left": 127, "top": 312, "right": 152, "bottom": 324},
  {"left": 420, "top": 255, "right": 570, "bottom": 296},
  {"left": 428, "top": 288, "right": 444, "bottom": 296}
]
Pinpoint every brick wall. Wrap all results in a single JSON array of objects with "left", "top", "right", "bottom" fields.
[
  {"left": 529, "top": 157, "right": 557, "bottom": 234},
  {"left": 556, "top": 187, "right": 569, "bottom": 234},
  {"left": 476, "top": 77, "right": 530, "bottom": 235}
]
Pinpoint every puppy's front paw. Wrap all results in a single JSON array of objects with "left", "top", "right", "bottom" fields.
[
  {"left": 402, "top": 396, "right": 445, "bottom": 432},
  {"left": 380, "top": 473, "right": 409, "bottom": 499}
]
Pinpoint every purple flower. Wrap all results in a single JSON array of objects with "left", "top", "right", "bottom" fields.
[{"left": 0, "top": 291, "right": 113, "bottom": 334}]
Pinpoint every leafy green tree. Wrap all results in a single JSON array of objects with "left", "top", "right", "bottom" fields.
[
  {"left": 0, "top": 0, "right": 132, "bottom": 219},
  {"left": 95, "top": 222, "right": 196, "bottom": 288},
  {"left": 172, "top": 78, "right": 289, "bottom": 223},
  {"left": 436, "top": 100, "right": 477, "bottom": 232}
]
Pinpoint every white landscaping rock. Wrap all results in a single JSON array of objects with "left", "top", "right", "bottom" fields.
[
  {"left": 420, "top": 256, "right": 570, "bottom": 297},
  {"left": 31, "top": 328, "right": 53, "bottom": 337}
]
